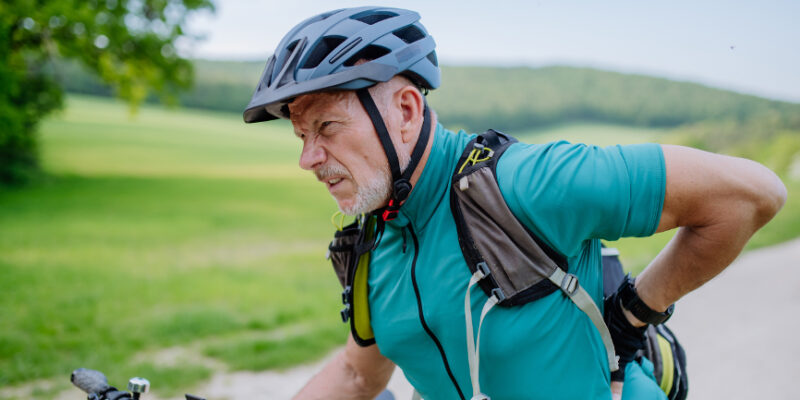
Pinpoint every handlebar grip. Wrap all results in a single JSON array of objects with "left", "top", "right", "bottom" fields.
[{"left": 71, "top": 368, "right": 112, "bottom": 395}]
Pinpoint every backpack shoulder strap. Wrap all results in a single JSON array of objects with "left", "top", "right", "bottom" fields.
[
  {"left": 451, "top": 129, "right": 567, "bottom": 305},
  {"left": 450, "top": 130, "right": 619, "bottom": 395}
]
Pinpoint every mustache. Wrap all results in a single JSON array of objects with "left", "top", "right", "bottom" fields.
[{"left": 315, "top": 163, "right": 351, "bottom": 181}]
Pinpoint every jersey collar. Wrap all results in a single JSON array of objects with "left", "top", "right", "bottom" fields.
[{"left": 388, "top": 123, "right": 457, "bottom": 231}]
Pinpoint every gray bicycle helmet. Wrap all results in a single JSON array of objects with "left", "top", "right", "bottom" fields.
[{"left": 242, "top": 6, "right": 440, "bottom": 123}]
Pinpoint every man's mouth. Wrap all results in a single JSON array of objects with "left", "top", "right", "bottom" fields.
[
  {"left": 315, "top": 164, "right": 351, "bottom": 191},
  {"left": 326, "top": 177, "right": 345, "bottom": 189}
]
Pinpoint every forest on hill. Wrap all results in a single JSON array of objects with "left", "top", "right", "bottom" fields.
[
  {"left": 57, "top": 59, "right": 800, "bottom": 175},
  {"left": 57, "top": 59, "right": 799, "bottom": 129}
]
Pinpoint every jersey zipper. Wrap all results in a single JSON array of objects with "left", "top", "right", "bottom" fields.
[{"left": 407, "top": 225, "right": 466, "bottom": 400}]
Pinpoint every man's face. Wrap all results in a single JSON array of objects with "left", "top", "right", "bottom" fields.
[{"left": 289, "top": 90, "right": 401, "bottom": 215}]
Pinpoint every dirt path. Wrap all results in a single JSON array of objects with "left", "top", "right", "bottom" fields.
[
  {"left": 665, "top": 238, "right": 800, "bottom": 400},
  {"left": 48, "top": 239, "right": 800, "bottom": 399},
  {"left": 191, "top": 358, "right": 414, "bottom": 400}
]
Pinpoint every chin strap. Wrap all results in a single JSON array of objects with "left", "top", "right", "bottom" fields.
[{"left": 355, "top": 88, "right": 431, "bottom": 221}]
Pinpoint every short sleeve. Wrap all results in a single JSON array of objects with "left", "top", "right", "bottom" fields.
[{"left": 496, "top": 141, "right": 665, "bottom": 257}]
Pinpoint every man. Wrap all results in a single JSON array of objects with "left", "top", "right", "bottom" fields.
[{"left": 243, "top": 7, "right": 786, "bottom": 400}]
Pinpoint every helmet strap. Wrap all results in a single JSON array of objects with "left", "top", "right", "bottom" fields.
[{"left": 355, "top": 88, "right": 431, "bottom": 221}]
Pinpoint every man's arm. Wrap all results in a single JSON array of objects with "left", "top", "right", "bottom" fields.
[
  {"left": 294, "top": 333, "right": 395, "bottom": 400},
  {"left": 609, "top": 144, "right": 786, "bottom": 397},
  {"left": 633, "top": 144, "right": 787, "bottom": 314}
]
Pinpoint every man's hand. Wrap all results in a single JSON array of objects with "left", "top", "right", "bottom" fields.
[{"left": 604, "top": 282, "right": 647, "bottom": 384}]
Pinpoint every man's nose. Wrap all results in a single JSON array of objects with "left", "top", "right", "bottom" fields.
[{"left": 299, "top": 140, "right": 326, "bottom": 171}]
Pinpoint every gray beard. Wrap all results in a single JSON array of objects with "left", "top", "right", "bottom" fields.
[
  {"left": 340, "top": 169, "right": 392, "bottom": 216},
  {"left": 320, "top": 148, "right": 410, "bottom": 216}
]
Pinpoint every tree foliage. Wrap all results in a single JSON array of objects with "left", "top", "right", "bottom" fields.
[{"left": 0, "top": 0, "right": 214, "bottom": 184}]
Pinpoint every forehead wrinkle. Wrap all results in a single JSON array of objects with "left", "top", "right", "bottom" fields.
[{"left": 289, "top": 91, "right": 353, "bottom": 127}]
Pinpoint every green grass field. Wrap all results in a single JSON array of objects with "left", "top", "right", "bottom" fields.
[
  {"left": 0, "top": 96, "right": 346, "bottom": 397},
  {"left": 1, "top": 95, "right": 798, "bottom": 398}
]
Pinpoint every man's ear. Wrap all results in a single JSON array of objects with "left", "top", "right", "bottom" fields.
[{"left": 396, "top": 85, "right": 425, "bottom": 144}]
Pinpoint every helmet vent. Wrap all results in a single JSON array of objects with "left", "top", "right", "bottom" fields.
[
  {"left": 303, "top": 36, "right": 346, "bottom": 69},
  {"left": 286, "top": 39, "right": 301, "bottom": 53},
  {"left": 263, "top": 56, "right": 276, "bottom": 87},
  {"left": 426, "top": 51, "right": 438, "bottom": 67},
  {"left": 343, "top": 45, "right": 391, "bottom": 67},
  {"left": 277, "top": 39, "right": 306, "bottom": 88},
  {"left": 350, "top": 11, "right": 397, "bottom": 25},
  {"left": 393, "top": 25, "right": 425, "bottom": 44}
]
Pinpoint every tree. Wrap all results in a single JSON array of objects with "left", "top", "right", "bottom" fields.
[{"left": 0, "top": 0, "right": 214, "bottom": 184}]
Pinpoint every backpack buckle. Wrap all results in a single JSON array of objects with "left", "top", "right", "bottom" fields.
[
  {"left": 342, "top": 286, "right": 352, "bottom": 305},
  {"left": 561, "top": 273, "right": 579, "bottom": 295},
  {"left": 476, "top": 262, "right": 491, "bottom": 279},
  {"left": 490, "top": 287, "right": 506, "bottom": 303},
  {"left": 340, "top": 304, "right": 351, "bottom": 323}
]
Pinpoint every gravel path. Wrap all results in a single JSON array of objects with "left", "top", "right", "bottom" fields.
[
  {"left": 192, "top": 359, "right": 414, "bottom": 400},
  {"left": 666, "top": 238, "right": 800, "bottom": 400}
]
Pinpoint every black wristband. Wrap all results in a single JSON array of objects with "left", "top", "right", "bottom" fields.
[{"left": 618, "top": 274, "right": 674, "bottom": 325}]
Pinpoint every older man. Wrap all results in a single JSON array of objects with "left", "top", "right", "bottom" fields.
[{"left": 243, "top": 7, "right": 786, "bottom": 400}]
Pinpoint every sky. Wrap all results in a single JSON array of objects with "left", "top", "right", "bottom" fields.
[{"left": 181, "top": 0, "right": 800, "bottom": 103}]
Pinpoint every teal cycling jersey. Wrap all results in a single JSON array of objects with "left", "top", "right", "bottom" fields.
[{"left": 367, "top": 124, "right": 667, "bottom": 399}]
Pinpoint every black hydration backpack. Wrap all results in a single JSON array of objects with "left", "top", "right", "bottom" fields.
[{"left": 329, "top": 129, "right": 687, "bottom": 400}]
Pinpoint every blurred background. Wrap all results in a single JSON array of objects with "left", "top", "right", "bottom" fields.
[{"left": 1, "top": 0, "right": 798, "bottom": 398}]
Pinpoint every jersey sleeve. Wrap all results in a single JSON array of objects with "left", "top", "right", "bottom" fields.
[{"left": 496, "top": 141, "right": 666, "bottom": 257}]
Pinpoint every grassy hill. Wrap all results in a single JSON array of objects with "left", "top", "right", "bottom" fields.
[
  {"left": 58, "top": 59, "right": 800, "bottom": 131},
  {"left": 57, "top": 58, "right": 800, "bottom": 171},
  {"left": 434, "top": 66, "right": 799, "bottom": 132}
]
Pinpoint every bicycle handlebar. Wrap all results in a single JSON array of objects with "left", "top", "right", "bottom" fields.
[
  {"left": 70, "top": 368, "right": 133, "bottom": 400},
  {"left": 71, "top": 368, "right": 112, "bottom": 394},
  {"left": 71, "top": 368, "right": 206, "bottom": 400}
]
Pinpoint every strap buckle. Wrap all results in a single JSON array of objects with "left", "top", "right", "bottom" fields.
[
  {"left": 381, "top": 199, "right": 401, "bottom": 221},
  {"left": 490, "top": 287, "right": 506, "bottom": 303},
  {"left": 476, "top": 262, "right": 491, "bottom": 279},
  {"left": 560, "top": 273, "right": 579, "bottom": 295},
  {"left": 341, "top": 286, "right": 351, "bottom": 305},
  {"left": 340, "top": 304, "right": 351, "bottom": 323}
]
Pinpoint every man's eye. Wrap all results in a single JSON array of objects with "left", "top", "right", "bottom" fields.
[{"left": 320, "top": 121, "right": 333, "bottom": 130}]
